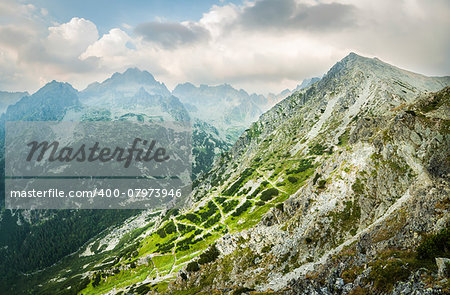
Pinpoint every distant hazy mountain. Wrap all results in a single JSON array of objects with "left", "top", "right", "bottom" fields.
[
  {"left": 266, "top": 77, "right": 321, "bottom": 106},
  {"left": 3, "top": 81, "right": 79, "bottom": 121},
  {"left": 173, "top": 83, "right": 269, "bottom": 143},
  {"left": 0, "top": 91, "right": 28, "bottom": 114},
  {"left": 0, "top": 70, "right": 230, "bottom": 287},
  {"left": 82, "top": 67, "right": 171, "bottom": 101}
]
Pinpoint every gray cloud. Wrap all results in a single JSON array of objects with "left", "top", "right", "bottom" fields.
[
  {"left": 238, "top": 0, "right": 356, "bottom": 32},
  {"left": 0, "top": 26, "right": 32, "bottom": 48},
  {"left": 134, "top": 22, "right": 210, "bottom": 49}
]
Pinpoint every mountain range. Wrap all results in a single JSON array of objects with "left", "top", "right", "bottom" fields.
[{"left": 0, "top": 53, "right": 449, "bottom": 295}]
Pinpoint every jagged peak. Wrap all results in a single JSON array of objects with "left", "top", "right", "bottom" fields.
[
  {"left": 324, "top": 52, "right": 404, "bottom": 82},
  {"left": 110, "top": 67, "right": 157, "bottom": 82},
  {"left": 173, "top": 82, "right": 196, "bottom": 92},
  {"left": 36, "top": 80, "right": 78, "bottom": 94},
  {"left": 82, "top": 67, "right": 170, "bottom": 97},
  {"left": 338, "top": 52, "right": 374, "bottom": 65}
]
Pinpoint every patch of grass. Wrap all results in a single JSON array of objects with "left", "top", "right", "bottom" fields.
[
  {"left": 338, "top": 129, "right": 350, "bottom": 146},
  {"left": 153, "top": 254, "right": 175, "bottom": 273},
  {"left": 330, "top": 200, "right": 361, "bottom": 234},
  {"left": 352, "top": 178, "right": 364, "bottom": 195},
  {"left": 417, "top": 227, "right": 449, "bottom": 260}
]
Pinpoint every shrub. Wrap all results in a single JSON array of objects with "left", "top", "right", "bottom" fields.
[
  {"left": 177, "top": 223, "right": 195, "bottom": 235},
  {"left": 198, "top": 244, "right": 220, "bottom": 265},
  {"left": 261, "top": 244, "right": 272, "bottom": 253},
  {"left": 162, "top": 208, "right": 179, "bottom": 221},
  {"left": 196, "top": 201, "right": 218, "bottom": 223},
  {"left": 232, "top": 287, "right": 255, "bottom": 295},
  {"left": 203, "top": 213, "right": 221, "bottom": 228},
  {"left": 276, "top": 203, "right": 284, "bottom": 212},
  {"left": 417, "top": 227, "right": 449, "bottom": 260},
  {"left": 162, "top": 221, "right": 176, "bottom": 235},
  {"left": 186, "top": 261, "right": 200, "bottom": 272},
  {"left": 156, "top": 228, "right": 166, "bottom": 239},
  {"left": 286, "top": 158, "right": 313, "bottom": 174},
  {"left": 222, "top": 168, "right": 254, "bottom": 196},
  {"left": 134, "top": 284, "right": 151, "bottom": 295},
  {"left": 260, "top": 188, "right": 279, "bottom": 201},
  {"left": 176, "top": 234, "right": 198, "bottom": 252},
  {"left": 352, "top": 178, "right": 364, "bottom": 195},
  {"left": 309, "top": 143, "right": 326, "bottom": 155},
  {"left": 312, "top": 173, "right": 321, "bottom": 185},
  {"left": 91, "top": 272, "right": 102, "bottom": 287},
  {"left": 222, "top": 199, "right": 239, "bottom": 214},
  {"left": 214, "top": 197, "right": 226, "bottom": 204},
  {"left": 232, "top": 200, "right": 252, "bottom": 217},
  {"left": 287, "top": 176, "right": 298, "bottom": 183},
  {"left": 317, "top": 179, "right": 326, "bottom": 189},
  {"left": 180, "top": 213, "right": 201, "bottom": 224},
  {"left": 256, "top": 201, "right": 265, "bottom": 206},
  {"left": 156, "top": 235, "right": 177, "bottom": 253},
  {"left": 250, "top": 182, "right": 267, "bottom": 198},
  {"left": 240, "top": 187, "right": 251, "bottom": 195},
  {"left": 338, "top": 129, "right": 350, "bottom": 146},
  {"left": 369, "top": 259, "right": 410, "bottom": 292}
]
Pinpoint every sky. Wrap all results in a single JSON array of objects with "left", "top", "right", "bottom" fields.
[{"left": 0, "top": 0, "right": 449, "bottom": 95}]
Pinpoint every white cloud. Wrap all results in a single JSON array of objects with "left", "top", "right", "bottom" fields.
[
  {"left": 81, "top": 28, "right": 131, "bottom": 60},
  {"left": 47, "top": 17, "right": 99, "bottom": 59},
  {"left": 0, "top": 0, "right": 449, "bottom": 95}
]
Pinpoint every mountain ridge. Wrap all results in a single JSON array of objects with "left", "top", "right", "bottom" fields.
[{"left": 1, "top": 53, "right": 449, "bottom": 295}]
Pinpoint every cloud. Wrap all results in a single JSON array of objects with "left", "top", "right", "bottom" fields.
[
  {"left": 134, "top": 21, "right": 210, "bottom": 49},
  {"left": 236, "top": 0, "right": 356, "bottom": 32},
  {"left": 0, "top": 0, "right": 449, "bottom": 95},
  {"left": 47, "top": 17, "right": 99, "bottom": 59},
  {"left": 81, "top": 28, "right": 131, "bottom": 59}
]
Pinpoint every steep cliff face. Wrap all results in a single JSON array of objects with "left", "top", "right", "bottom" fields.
[{"left": 169, "top": 54, "right": 449, "bottom": 294}]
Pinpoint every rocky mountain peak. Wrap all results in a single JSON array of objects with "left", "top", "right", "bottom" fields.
[
  {"left": 3, "top": 80, "right": 79, "bottom": 121},
  {"left": 81, "top": 68, "right": 171, "bottom": 101},
  {"left": 115, "top": 67, "right": 157, "bottom": 84}
]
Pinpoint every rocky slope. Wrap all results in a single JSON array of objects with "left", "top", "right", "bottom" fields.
[
  {"left": 172, "top": 53, "right": 450, "bottom": 294},
  {"left": 0, "top": 91, "right": 28, "bottom": 114},
  {"left": 4, "top": 53, "right": 449, "bottom": 295}
]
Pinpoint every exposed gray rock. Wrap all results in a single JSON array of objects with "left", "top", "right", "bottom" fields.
[{"left": 436, "top": 258, "right": 450, "bottom": 279}]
